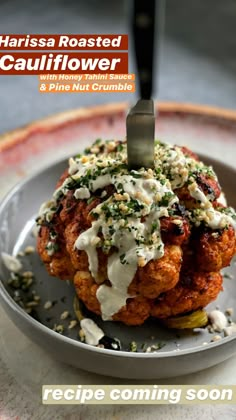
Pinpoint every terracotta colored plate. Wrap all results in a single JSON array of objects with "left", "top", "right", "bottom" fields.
[{"left": 1, "top": 101, "right": 236, "bottom": 197}]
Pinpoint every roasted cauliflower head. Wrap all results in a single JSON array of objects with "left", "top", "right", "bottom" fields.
[{"left": 37, "top": 139, "right": 236, "bottom": 326}]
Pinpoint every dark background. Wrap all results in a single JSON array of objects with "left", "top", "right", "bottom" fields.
[{"left": 0, "top": 0, "right": 236, "bottom": 133}]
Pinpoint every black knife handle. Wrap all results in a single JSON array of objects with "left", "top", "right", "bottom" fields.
[{"left": 132, "top": 0, "right": 156, "bottom": 100}]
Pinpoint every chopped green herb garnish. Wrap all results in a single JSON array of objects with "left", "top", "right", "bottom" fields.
[
  {"left": 129, "top": 341, "right": 138, "bottom": 352},
  {"left": 120, "top": 254, "right": 126, "bottom": 264},
  {"left": 151, "top": 222, "right": 158, "bottom": 233}
]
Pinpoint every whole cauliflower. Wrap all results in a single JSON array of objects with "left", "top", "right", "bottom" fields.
[{"left": 37, "top": 139, "right": 236, "bottom": 325}]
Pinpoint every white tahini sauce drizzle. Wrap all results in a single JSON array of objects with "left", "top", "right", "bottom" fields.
[
  {"left": 97, "top": 231, "right": 138, "bottom": 320},
  {"left": 74, "top": 187, "right": 90, "bottom": 199},
  {"left": 75, "top": 170, "right": 176, "bottom": 320},
  {"left": 36, "top": 140, "right": 236, "bottom": 321},
  {"left": 218, "top": 192, "right": 227, "bottom": 206},
  {"left": 188, "top": 182, "right": 236, "bottom": 230},
  {"left": 80, "top": 318, "right": 104, "bottom": 345},
  {"left": 188, "top": 182, "right": 208, "bottom": 204},
  {"left": 208, "top": 310, "right": 228, "bottom": 332},
  {"left": 90, "top": 173, "right": 111, "bottom": 191},
  {"left": 207, "top": 209, "right": 236, "bottom": 230},
  {"left": 75, "top": 221, "right": 100, "bottom": 279},
  {"left": 38, "top": 199, "right": 56, "bottom": 223}
]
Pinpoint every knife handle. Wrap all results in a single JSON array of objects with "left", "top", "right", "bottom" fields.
[{"left": 132, "top": 0, "right": 156, "bottom": 99}]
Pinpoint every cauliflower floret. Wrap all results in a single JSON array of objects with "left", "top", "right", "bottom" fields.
[
  {"left": 134, "top": 244, "right": 182, "bottom": 299},
  {"left": 74, "top": 271, "right": 152, "bottom": 325},
  {"left": 74, "top": 271, "right": 101, "bottom": 315},
  {"left": 195, "top": 225, "right": 235, "bottom": 272},
  {"left": 37, "top": 224, "right": 75, "bottom": 280},
  {"left": 151, "top": 271, "right": 223, "bottom": 319},
  {"left": 160, "top": 216, "right": 190, "bottom": 246},
  {"left": 175, "top": 174, "right": 221, "bottom": 210}
]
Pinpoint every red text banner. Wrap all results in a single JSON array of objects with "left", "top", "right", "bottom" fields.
[
  {"left": 0, "top": 52, "right": 128, "bottom": 74},
  {"left": 0, "top": 34, "right": 128, "bottom": 50}
]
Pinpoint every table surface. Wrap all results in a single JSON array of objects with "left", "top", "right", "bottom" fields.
[{"left": 1, "top": 1, "right": 236, "bottom": 419}]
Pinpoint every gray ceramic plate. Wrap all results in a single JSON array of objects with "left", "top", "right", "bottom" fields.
[{"left": 0, "top": 155, "right": 236, "bottom": 379}]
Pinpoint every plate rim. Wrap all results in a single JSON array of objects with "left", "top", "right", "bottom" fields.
[
  {"left": 0, "top": 155, "right": 236, "bottom": 360},
  {"left": 1, "top": 100, "right": 236, "bottom": 153}
]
